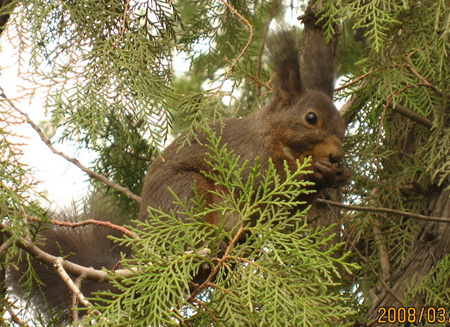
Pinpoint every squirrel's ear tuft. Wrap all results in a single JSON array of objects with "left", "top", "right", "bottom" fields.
[
  {"left": 267, "top": 29, "right": 303, "bottom": 105},
  {"left": 267, "top": 10, "right": 338, "bottom": 105},
  {"left": 298, "top": 8, "right": 337, "bottom": 99}
]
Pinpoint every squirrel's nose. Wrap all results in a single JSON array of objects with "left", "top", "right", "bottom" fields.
[{"left": 329, "top": 148, "right": 343, "bottom": 163}]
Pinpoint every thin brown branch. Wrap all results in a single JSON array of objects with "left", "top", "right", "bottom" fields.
[
  {"left": 191, "top": 298, "right": 218, "bottom": 322},
  {"left": 372, "top": 224, "right": 391, "bottom": 283},
  {"left": 0, "top": 238, "right": 13, "bottom": 254},
  {"left": 334, "top": 69, "right": 374, "bottom": 92},
  {"left": 339, "top": 93, "right": 363, "bottom": 125},
  {"left": 4, "top": 301, "right": 30, "bottom": 327},
  {"left": 186, "top": 224, "right": 247, "bottom": 302},
  {"left": 317, "top": 198, "right": 450, "bottom": 223},
  {"left": 376, "top": 83, "right": 429, "bottom": 153},
  {"left": 404, "top": 63, "right": 443, "bottom": 96},
  {"left": 25, "top": 216, "right": 139, "bottom": 239},
  {"left": 216, "top": 0, "right": 254, "bottom": 90},
  {"left": 0, "top": 222, "right": 128, "bottom": 282},
  {"left": 2, "top": 221, "right": 211, "bottom": 285},
  {"left": 0, "top": 88, "right": 142, "bottom": 204},
  {"left": 54, "top": 257, "right": 92, "bottom": 308},
  {"left": 120, "top": 0, "right": 132, "bottom": 40},
  {"left": 369, "top": 189, "right": 391, "bottom": 285},
  {"left": 71, "top": 276, "right": 82, "bottom": 323},
  {"left": 392, "top": 103, "right": 432, "bottom": 129}
]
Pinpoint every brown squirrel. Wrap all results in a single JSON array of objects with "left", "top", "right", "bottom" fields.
[
  {"left": 7, "top": 14, "right": 350, "bottom": 326},
  {"left": 139, "top": 28, "right": 348, "bottom": 227}
]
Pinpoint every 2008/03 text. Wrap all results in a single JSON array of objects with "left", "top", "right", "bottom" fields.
[{"left": 377, "top": 307, "right": 450, "bottom": 324}]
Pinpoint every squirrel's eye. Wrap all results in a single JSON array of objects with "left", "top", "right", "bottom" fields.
[{"left": 305, "top": 112, "right": 318, "bottom": 126}]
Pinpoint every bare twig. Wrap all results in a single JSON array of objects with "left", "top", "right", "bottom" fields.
[
  {"left": 369, "top": 190, "right": 391, "bottom": 286},
  {"left": 216, "top": 0, "right": 254, "bottom": 90},
  {"left": 392, "top": 103, "right": 432, "bottom": 129},
  {"left": 404, "top": 63, "right": 443, "bottom": 96},
  {"left": 71, "top": 276, "right": 82, "bottom": 323},
  {"left": 317, "top": 198, "right": 450, "bottom": 223},
  {"left": 186, "top": 224, "right": 247, "bottom": 302},
  {"left": 0, "top": 88, "right": 142, "bottom": 204},
  {"left": 54, "top": 257, "right": 92, "bottom": 308},
  {"left": 191, "top": 298, "right": 218, "bottom": 322},
  {"left": 25, "top": 216, "right": 139, "bottom": 239},
  {"left": 0, "top": 238, "right": 13, "bottom": 254},
  {"left": 5, "top": 302, "right": 30, "bottom": 327},
  {"left": 334, "top": 69, "right": 374, "bottom": 92},
  {"left": 0, "top": 222, "right": 122, "bottom": 282},
  {"left": 120, "top": 0, "right": 132, "bottom": 40},
  {"left": 2, "top": 221, "right": 211, "bottom": 285},
  {"left": 376, "top": 83, "right": 429, "bottom": 153},
  {"left": 373, "top": 224, "right": 391, "bottom": 281}
]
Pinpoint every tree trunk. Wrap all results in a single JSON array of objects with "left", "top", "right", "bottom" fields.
[{"left": 366, "top": 188, "right": 450, "bottom": 324}]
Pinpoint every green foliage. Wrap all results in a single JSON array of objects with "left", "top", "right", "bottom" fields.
[
  {"left": 325, "top": 0, "right": 450, "bottom": 315},
  {"left": 7, "top": 0, "right": 180, "bottom": 149},
  {"left": 0, "top": 101, "right": 45, "bottom": 244},
  {"left": 406, "top": 253, "right": 450, "bottom": 306},
  {"left": 82, "top": 130, "right": 357, "bottom": 326},
  {"left": 173, "top": 0, "right": 287, "bottom": 136},
  {"left": 0, "top": 102, "right": 51, "bottom": 326},
  {"left": 92, "top": 113, "right": 153, "bottom": 216}
]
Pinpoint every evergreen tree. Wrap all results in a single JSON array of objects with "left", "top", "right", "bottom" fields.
[{"left": 0, "top": 0, "right": 449, "bottom": 326}]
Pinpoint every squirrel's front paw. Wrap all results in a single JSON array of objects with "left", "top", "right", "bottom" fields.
[{"left": 312, "top": 159, "right": 351, "bottom": 188}]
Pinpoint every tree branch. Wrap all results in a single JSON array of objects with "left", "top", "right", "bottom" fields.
[
  {"left": 54, "top": 257, "right": 92, "bottom": 308},
  {"left": 377, "top": 83, "right": 432, "bottom": 153},
  {"left": 217, "top": 0, "right": 254, "bottom": 90},
  {"left": 0, "top": 88, "right": 142, "bottom": 204},
  {"left": 392, "top": 103, "right": 432, "bottom": 129},
  {"left": 186, "top": 224, "right": 246, "bottom": 302},
  {"left": 404, "top": 63, "right": 443, "bottom": 96},
  {"left": 317, "top": 198, "right": 450, "bottom": 223},
  {"left": 0, "top": 222, "right": 131, "bottom": 282},
  {"left": 25, "top": 216, "right": 139, "bottom": 239}
]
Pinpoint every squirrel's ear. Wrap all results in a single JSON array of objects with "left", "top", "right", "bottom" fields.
[
  {"left": 298, "top": 9, "right": 337, "bottom": 100},
  {"left": 267, "top": 29, "right": 303, "bottom": 105}
]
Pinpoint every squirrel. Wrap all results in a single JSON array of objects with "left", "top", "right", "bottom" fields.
[
  {"left": 7, "top": 13, "right": 350, "bottom": 326},
  {"left": 139, "top": 26, "right": 348, "bottom": 228}
]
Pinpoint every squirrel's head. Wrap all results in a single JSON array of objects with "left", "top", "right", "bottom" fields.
[
  {"left": 266, "top": 29, "right": 349, "bottom": 188},
  {"left": 269, "top": 90, "right": 345, "bottom": 164}
]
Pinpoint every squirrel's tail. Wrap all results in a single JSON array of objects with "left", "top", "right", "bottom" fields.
[{"left": 7, "top": 205, "right": 131, "bottom": 325}]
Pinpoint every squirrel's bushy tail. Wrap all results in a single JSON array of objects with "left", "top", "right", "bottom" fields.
[{"left": 7, "top": 205, "right": 131, "bottom": 326}]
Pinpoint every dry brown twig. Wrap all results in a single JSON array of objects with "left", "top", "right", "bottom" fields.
[
  {"left": 54, "top": 257, "right": 92, "bottom": 308},
  {"left": 214, "top": 0, "right": 254, "bottom": 93},
  {"left": 25, "top": 215, "right": 139, "bottom": 239},
  {"left": 317, "top": 198, "right": 450, "bottom": 223}
]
